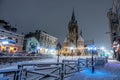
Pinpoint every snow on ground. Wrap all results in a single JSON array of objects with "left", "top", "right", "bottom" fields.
[
  {"left": 1, "top": 56, "right": 120, "bottom": 80},
  {"left": 68, "top": 59, "right": 120, "bottom": 80},
  {"left": 0, "top": 56, "right": 80, "bottom": 70},
  {"left": 68, "top": 69, "right": 118, "bottom": 80}
]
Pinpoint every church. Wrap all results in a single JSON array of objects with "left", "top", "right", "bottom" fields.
[{"left": 60, "top": 10, "right": 85, "bottom": 56}]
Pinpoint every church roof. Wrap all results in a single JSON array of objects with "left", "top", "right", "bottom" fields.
[
  {"left": 64, "top": 37, "right": 67, "bottom": 43},
  {"left": 69, "top": 42, "right": 75, "bottom": 47},
  {"left": 78, "top": 35, "right": 84, "bottom": 42}
]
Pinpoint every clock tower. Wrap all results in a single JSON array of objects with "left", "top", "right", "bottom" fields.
[
  {"left": 60, "top": 9, "right": 85, "bottom": 56},
  {"left": 67, "top": 10, "right": 78, "bottom": 47}
]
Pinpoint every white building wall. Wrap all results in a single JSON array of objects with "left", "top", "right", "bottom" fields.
[
  {"left": 40, "top": 31, "right": 58, "bottom": 49},
  {"left": 0, "top": 27, "right": 24, "bottom": 52}
]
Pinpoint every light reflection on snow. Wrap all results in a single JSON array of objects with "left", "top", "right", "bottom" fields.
[{"left": 80, "top": 69, "right": 111, "bottom": 77}]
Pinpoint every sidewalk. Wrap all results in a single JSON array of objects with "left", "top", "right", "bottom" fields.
[{"left": 68, "top": 60, "right": 120, "bottom": 80}]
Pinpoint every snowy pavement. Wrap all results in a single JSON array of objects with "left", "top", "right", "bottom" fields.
[
  {"left": 69, "top": 70, "right": 119, "bottom": 80},
  {"left": 69, "top": 59, "right": 120, "bottom": 80}
]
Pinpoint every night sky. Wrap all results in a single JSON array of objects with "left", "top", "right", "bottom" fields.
[{"left": 0, "top": 0, "right": 113, "bottom": 50}]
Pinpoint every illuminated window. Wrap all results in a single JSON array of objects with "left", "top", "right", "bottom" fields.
[
  {"left": 3, "top": 36, "right": 8, "bottom": 39},
  {"left": 12, "top": 38, "right": 16, "bottom": 40}
]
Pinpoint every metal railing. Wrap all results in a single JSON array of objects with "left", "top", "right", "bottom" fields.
[
  {"left": 61, "top": 59, "right": 78, "bottom": 79},
  {"left": 0, "top": 69, "right": 21, "bottom": 80},
  {"left": 18, "top": 62, "right": 62, "bottom": 80},
  {"left": 0, "top": 57, "right": 108, "bottom": 80}
]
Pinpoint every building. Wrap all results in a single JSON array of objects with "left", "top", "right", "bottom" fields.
[
  {"left": 24, "top": 30, "right": 58, "bottom": 55},
  {"left": 60, "top": 10, "right": 85, "bottom": 56},
  {"left": 107, "top": 0, "right": 120, "bottom": 60},
  {"left": 0, "top": 20, "right": 24, "bottom": 53}
]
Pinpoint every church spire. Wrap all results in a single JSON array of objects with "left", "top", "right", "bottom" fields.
[
  {"left": 71, "top": 9, "right": 75, "bottom": 21},
  {"left": 69, "top": 9, "right": 77, "bottom": 24}
]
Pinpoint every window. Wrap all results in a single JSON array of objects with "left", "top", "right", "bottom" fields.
[
  {"left": 16, "top": 39, "right": 18, "bottom": 43},
  {"left": 8, "top": 37, "right": 12, "bottom": 39}
]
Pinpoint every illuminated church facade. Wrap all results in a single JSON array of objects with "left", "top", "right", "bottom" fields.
[{"left": 60, "top": 10, "right": 85, "bottom": 56}]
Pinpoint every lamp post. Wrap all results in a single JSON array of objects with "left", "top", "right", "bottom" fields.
[
  {"left": 56, "top": 42, "right": 61, "bottom": 63},
  {"left": 56, "top": 48, "right": 60, "bottom": 63},
  {"left": 91, "top": 49, "right": 94, "bottom": 73},
  {"left": 87, "top": 45, "right": 96, "bottom": 74}
]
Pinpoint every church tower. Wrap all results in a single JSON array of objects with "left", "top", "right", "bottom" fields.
[
  {"left": 67, "top": 10, "right": 78, "bottom": 47},
  {"left": 60, "top": 9, "right": 85, "bottom": 56}
]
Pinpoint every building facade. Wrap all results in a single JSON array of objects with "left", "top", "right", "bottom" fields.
[
  {"left": 0, "top": 20, "right": 24, "bottom": 53},
  {"left": 107, "top": 0, "right": 120, "bottom": 60},
  {"left": 24, "top": 30, "right": 58, "bottom": 55},
  {"left": 60, "top": 10, "right": 85, "bottom": 56}
]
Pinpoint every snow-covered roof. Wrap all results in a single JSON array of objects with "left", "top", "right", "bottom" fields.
[
  {"left": 78, "top": 35, "right": 84, "bottom": 42},
  {"left": 69, "top": 42, "right": 75, "bottom": 47},
  {"left": 64, "top": 37, "right": 67, "bottom": 43}
]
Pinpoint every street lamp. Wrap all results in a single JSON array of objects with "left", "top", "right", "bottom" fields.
[
  {"left": 56, "top": 42, "right": 61, "bottom": 63},
  {"left": 87, "top": 45, "right": 96, "bottom": 74},
  {"left": 100, "top": 46, "right": 105, "bottom": 50}
]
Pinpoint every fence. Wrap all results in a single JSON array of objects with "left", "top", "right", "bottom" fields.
[
  {"left": 17, "top": 62, "right": 62, "bottom": 80},
  {"left": 0, "top": 69, "right": 21, "bottom": 80},
  {"left": 0, "top": 57, "right": 108, "bottom": 80},
  {"left": 61, "top": 60, "right": 78, "bottom": 79}
]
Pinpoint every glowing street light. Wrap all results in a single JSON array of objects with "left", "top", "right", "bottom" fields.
[
  {"left": 87, "top": 45, "right": 96, "bottom": 74},
  {"left": 100, "top": 47, "right": 105, "bottom": 50}
]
